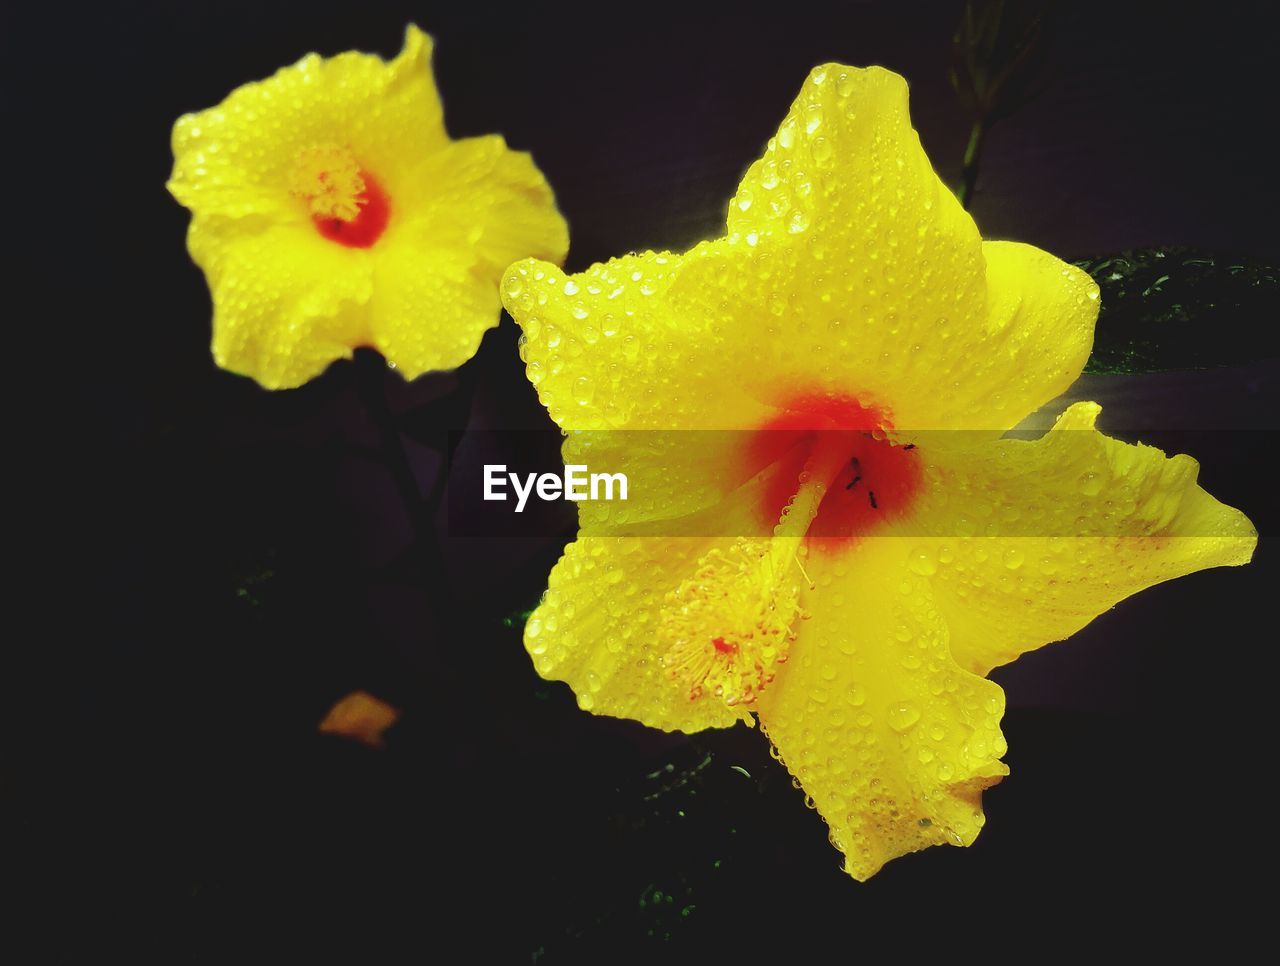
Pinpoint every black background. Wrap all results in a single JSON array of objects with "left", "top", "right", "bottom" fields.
[{"left": 11, "top": 1, "right": 1280, "bottom": 961}]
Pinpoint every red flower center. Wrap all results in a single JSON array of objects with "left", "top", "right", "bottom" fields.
[
  {"left": 747, "top": 394, "right": 922, "bottom": 550},
  {"left": 312, "top": 172, "right": 391, "bottom": 249},
  {"left": 289, "top": 144, "right": 391, "bottom": 248}
]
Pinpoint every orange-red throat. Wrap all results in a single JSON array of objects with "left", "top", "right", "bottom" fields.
[
  {"left": 749, "top": 394, "right": 922, "bottom": 549},
  {"left": 290, "top": 144, "right": 391, "bottom": 248}
]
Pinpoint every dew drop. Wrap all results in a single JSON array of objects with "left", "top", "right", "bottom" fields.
[
  {"left": 908, "top": 547, "right": 938, "bottom": 576},
  {"left": 1078, "top": 471, "right": 1104, "bottom": 496},
  {"left": 887, "top": 702, "right": 921, "bottom": 732},
  {"left": 805, "top": 104, "right": 824, "bottom": 135}
]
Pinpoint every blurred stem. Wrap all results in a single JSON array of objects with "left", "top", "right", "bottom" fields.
[
  {"left": 959, "top": 117, "right": 986, "bottom": 210},
  {"left": 353, "top": 350, "right": 435, "bottom": 558}
]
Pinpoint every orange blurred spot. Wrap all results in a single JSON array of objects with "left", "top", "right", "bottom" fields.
[{"left": 318, "top": 690, "right": 400, "bottom": 749}]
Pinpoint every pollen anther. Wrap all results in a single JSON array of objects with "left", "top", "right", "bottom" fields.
[
  {"left": 659, "top": 538, "right": 807, "bottom": 706},
  {"left": 290, "top": 144, "right": 367, "bottom": 221}
]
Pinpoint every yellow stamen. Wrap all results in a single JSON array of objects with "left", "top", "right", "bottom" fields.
[
  {"left": 658, "top": 538, "right": 805, "bottom": 706},
  {"left": 658, "top": 432, "right": 851, "bottom": 706},
  {"left": 289, "top": 144, "right": 366, "bottom": 221}
]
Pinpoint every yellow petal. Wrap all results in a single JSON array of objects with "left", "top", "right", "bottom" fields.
[
  {"left": 191, "top": 221, "right": 372, "bottom": 389},
  {"left": 370, "top": 138, "right": 569, "bottom": 379},
  {"left": 504, "top": 249, "right": 774, "bottom": 429},
  {"left": 971, "top": 241, "right": 1098, "bottom": 429},
  {"left": 756, "top": 538, "right": 1007, "bottom": 880},
  {"left": 679, "top": 66, "right": 1100, "bottom": 429},
  {"left": 168, "top": 25, "right": 445, "bottom": 219},
  {"left": 528, "top": 536, "right": 751, "bottom": 732},
  {"left": 391, "top": 136, "right": 568, "bottom": 273},
  {"left": 910, "top": 402, "right": 1257, "bottom": 675},
  {"left": 367, "top": 245, "right": 498, "bottom": 380},
  {"left": 504, "top": 65, "right": 1097, "bottom": 431},
  {"left": 711, "top": 65, "right": 982, "bottom": 426}
]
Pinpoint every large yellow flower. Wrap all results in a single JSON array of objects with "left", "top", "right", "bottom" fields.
[
  {"left": 500, "top": 66, "right": 1256, "bottom": 879},
  {"left": 169, "top": 25, "right": 568, "bottom": 389}
]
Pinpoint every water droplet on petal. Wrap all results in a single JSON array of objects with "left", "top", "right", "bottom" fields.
[
  {"left": 908, "top": 547, "right": 937, "bottom": 576},
  {"left": 887, "top": 702, "right": 921, "bottom": 732}
]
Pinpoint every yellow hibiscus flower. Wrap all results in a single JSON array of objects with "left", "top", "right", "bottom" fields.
[
  {"left": 500, "top": 65, "right": 1256, "bottom": 879},
  {"left": 168, "top": 25, "right": 568, "bottom": 389}
]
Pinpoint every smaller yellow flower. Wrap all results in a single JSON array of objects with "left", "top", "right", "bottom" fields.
[{"left": 169, "top": 25, "right": 568, "bottom": 389}]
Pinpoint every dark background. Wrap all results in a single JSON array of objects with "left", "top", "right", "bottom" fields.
[{"left": 11, "top": 1, "right": 1279, "bottom": 961}]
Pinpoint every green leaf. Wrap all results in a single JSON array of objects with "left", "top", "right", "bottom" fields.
[{"left": 1076, "top": 247, "right": 1279, "bottom": 373}]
